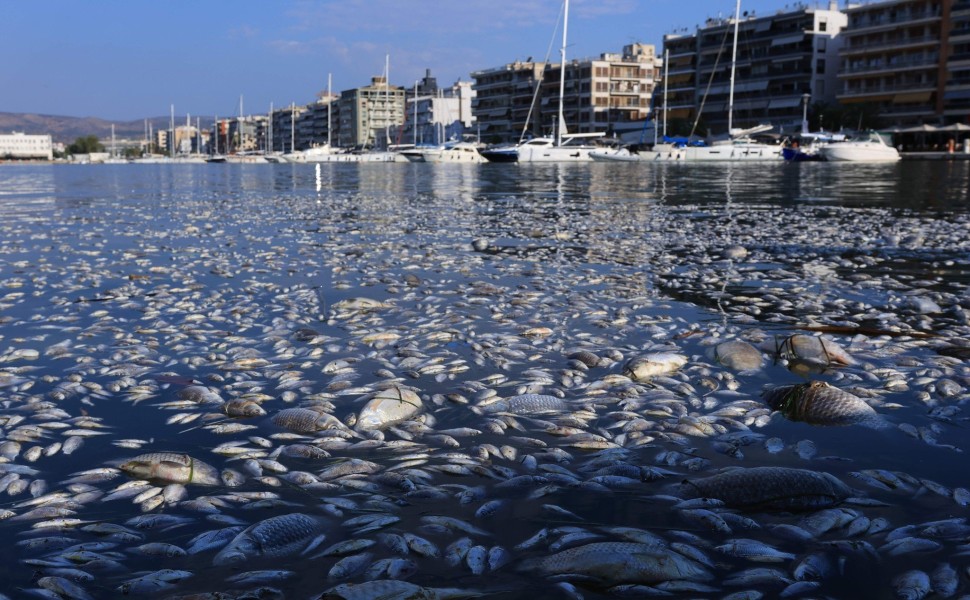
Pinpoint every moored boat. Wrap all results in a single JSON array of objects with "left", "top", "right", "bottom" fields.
[{"left": 818, "top": 132, "right": 900, "bottom": 162}]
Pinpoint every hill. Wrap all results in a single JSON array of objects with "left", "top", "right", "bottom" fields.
[{"left": 0, "top": 112, "right": 213, "bottom": 144}]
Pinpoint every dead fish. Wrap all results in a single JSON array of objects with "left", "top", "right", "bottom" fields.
[
  {"left": 520, "top": 541, "right": 712, "bottom": 585},
  {"left": 892, "top": 569, "right": 931, "bottom": 600},
  {"left": 213, "top": 513, "right": 326, "bottom": 565},
  {"left": 623, "top": 353, "right": 688, "bottom": 382},
  {"left": 316, "top": 580, "right": 483, "bottom": 599},
  {"left": 475, "top": 394, "right": 569, "bottom": 416},
  {"left": 762, "top": 381, "right": 888, "bottom": 428},
  {"left": 769, "top": 334, "right": 856, "bottom": 367},
  {"left": 713, "top": 341, "right": 764, "bottom": 371},
  {"left": 223, "top": 399, "right": 267, "bottom": 418},
  {"left": 675, "top": 466, "right": 852, "bottom": 511},
  {"left": 716, "top": 538, "right": 796, "bottom": 562},
  {"left": 118, "top": 453, "right": 220, "bottom": 486},
  {"left": 355, "top": 386, "right": 423, "bottom": 431},
  {"left": 272, "top": 408, "right": 344, "bottom": 433},
  {"left": 116, "top": 569, "right": 193, "bottom": 595}
]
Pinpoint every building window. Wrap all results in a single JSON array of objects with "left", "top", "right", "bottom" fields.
[
  {"left": 816, "top": 59, "right": 825, "bottom": 74},
  {"left": 817, "top": 38, "right": 826, "bottom": 53},
  {"left": 816, "top": 79, "right": 825, "bottom": 96},
  {"left": 819, "top": 20, "right": 827, "bottom": 32}
]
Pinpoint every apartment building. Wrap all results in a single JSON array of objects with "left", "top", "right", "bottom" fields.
[
  {"left": 270, "top": 104, "right": 310, "bottom": 153},
  {"left": 471, "top": 61, "right": 547, "bottom": 144},
  {"left": 947, "top": 0, "right": 970, "bottom": 119},
  {"left": 333, "top": 76, "right": 407, "bottom": 149},
  {"left": 471, "top": 44, "right": 657, "bottom": 144},
  {"left": 399, "top": 80, "right": 477, "bottom": 146},
  {"left": 837, "top": 0, "right": 946, "bottom": 126},
  {"left": 663, "top": 3, "right": 846, "bottom": 136}
]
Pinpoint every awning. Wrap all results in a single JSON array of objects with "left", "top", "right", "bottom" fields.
[
  {"left": 899, "top": 123, "right": 938, "bottom": 132},
  {"left": 771, "top": 33, "right": 805, "bottom": 46},
  {"left": 734, "top": 100, "right": 770, "bottom": 111},
  {"left": 768, "top": 97, "right": 805, "bottom": 109},
  {"left": 893, "top": 91, "right": 932, "bottom": 103}
]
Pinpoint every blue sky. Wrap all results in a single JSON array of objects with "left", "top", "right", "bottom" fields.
[{"left": 4, "top": 0, "right": 811, "bottom": 120}]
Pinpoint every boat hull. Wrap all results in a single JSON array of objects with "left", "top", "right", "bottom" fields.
[
  {"left": 480, "top": 147, "right": 519, "bottom": 163},
  {"left": 638, "top": 144, "right": 783, "bottom": 162},
  {"left": 818, "top": 143, "right": 900, "bottom": 162}
]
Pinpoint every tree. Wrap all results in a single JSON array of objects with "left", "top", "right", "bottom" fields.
[{"left": 67, "top": 135, "right": 104, "bottom": 155}]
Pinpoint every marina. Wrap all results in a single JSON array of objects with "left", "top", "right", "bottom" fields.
[{"left": 0, "top": 160, "right": 968, "bottom": 598}]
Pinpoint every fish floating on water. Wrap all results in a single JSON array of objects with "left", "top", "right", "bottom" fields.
[
  {"left": 118, "top": 453, "right": 220, "bottom": 486},
  {"left": 762, "top": 381, "right": 890, "bottom": 428},
  {"left": 212, "top": 513, "right": 326, "bottom": 565},
  {"left": 674, "top": 466, "right": 853, "bottom": 511}
]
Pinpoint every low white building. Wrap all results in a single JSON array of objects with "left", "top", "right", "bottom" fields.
[{"left": 0, "top": 132, "right": 53, "bottom": 160}]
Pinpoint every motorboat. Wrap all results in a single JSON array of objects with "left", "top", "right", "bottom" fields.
[
  {"left": 479, "top": 144, "right": 519, "bottom": 163},
  {"left": 282, "top": 144, "right": 337, "bottom": 163},
  {"left": 782, "top": 132, "right": 845, "bottom": 161},
  {"left": 421, "top": 142, "right": 487, "bottom": 164},
  {"left": 818, "top": 132, "right": 900, "bottom": 162},
  {"left": 516, "top": 134, "right": 618, "bottom": 163}
]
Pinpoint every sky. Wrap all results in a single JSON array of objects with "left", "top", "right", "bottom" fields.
[{"left": 2, "top": 0, "right": 827, "bottom": 121}]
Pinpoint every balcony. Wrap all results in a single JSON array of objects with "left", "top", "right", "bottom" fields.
[
  {"left": 841, "top": 34, "right": 941, "bottom": 55},
  {"left": 849, "top": 8, "right": 941, "bottom": 32},
  {"left": 840, "top": 55, "right": 940, "bottom": 76}
]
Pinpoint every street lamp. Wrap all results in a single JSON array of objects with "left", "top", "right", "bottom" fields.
[{"left": 801, "top": 93, "right": 811, "bottom": 134}]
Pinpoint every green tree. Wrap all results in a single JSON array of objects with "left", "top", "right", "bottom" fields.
[{"left": 67, "top": 135, "right": 104, "bottom": 155}]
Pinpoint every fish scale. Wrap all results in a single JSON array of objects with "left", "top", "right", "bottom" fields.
[{"left": 212, "top": 513, "right": 324, "bottom": 565}]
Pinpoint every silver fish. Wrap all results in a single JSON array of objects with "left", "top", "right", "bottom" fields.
[
  {"left": 520, "top": 541, "right": 712, "bottom": 585},
  {"left": 118, "top": 452, "right": 220, "bottom": 486},
  {"left": 892, "top": 569, "right": 931, "bottom": 600},
  {"left": 623, "top": 352, "right": 687, "bottom": 382},
  {"left": 319, "top": 580, "right": 483, "bottom": 599},
  {"left": 715, "top": 538, "right": 796, "bottom": 562},
  {"left": 714, "top": 341, "right": 764, "bottom": 371},
  {"left": 476, "top": 394, "right": 569, "bottom": 416},
  {"left": 355, "top": 386, "right": 423, "bottom": 431}
]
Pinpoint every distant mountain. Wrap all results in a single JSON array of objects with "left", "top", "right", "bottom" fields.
[{"left": 0, "top": 112, "right": 214, "bottom": 144}]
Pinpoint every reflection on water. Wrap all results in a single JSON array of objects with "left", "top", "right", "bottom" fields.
[{"left": 0, "top": 162, "right": 967, "bottom": 599}]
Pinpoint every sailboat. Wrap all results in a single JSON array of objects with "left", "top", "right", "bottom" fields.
[
  {"left": 624, "top": 0, "right": 782, "bottom": 162},
  {"left": 103, "top": 124, "right": 128, "bottom": 164},
  {"left": 514, "top": 0, "right": 614, "bottom": 163}
]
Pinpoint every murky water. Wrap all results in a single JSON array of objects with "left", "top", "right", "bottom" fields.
[{"left": 0, "top": 161, "right": 969, "bottom": 599}]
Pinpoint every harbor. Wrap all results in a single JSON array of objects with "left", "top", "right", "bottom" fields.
[{"left": 0, "top": 160, "right": 968, "bottom": 598}]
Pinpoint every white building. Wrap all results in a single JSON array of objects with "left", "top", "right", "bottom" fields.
[
  {"left": 401, "top": 81, "right": 477, "bottom": 145},
  {"left": 0, "top": 132, "right": 53, "bottom": 160}
]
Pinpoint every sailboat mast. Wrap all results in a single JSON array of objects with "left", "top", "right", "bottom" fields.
[
  {"left": 327, "top": 73, "right": 332, "bottom": 147},
  {"left": 556, "top": 0, "right": 569, "bottom": 148},
  {"left": 290, "top": 103, "right": 295, "bottom": 152},
  {"left": 170, "top": 104, "right": 175, "bottom": 156},
  {"left": 653, "top": 48, "right": 670, "bottom": 139},
  {"left": 385, "top": 54, "right": 391, "bottom": 148},
  {"left": 727, "top": 0, "right": 741, "bottom": 134}
]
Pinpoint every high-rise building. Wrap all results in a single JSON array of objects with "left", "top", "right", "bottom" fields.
[
  {"left": 663, "top": 3, "right": 846, "bottom": 136},
  {"left": 472, "top": 44, "right": 657, "bottom": 145},
  {"left": 334, "top": 76, "right": 407, "bottom": 149},
  {"left": 837, "top": 0, "right": 946, "bottom": 127}
]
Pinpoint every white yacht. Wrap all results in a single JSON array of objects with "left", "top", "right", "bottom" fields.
[
  {"left": 282, "top": 144, "right": 337, "bottom": 163},
  {"left": 818, "top": 132, "right": 900, "bottom": 162},
  {"left": 421, "top": 142, "right": 487, "bottom": 164}
]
